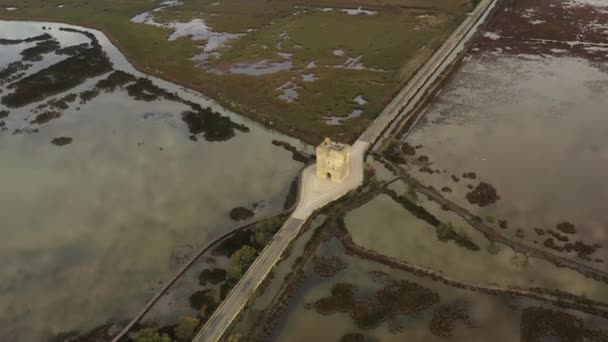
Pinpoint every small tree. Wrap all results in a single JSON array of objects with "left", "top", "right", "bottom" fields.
[
  {"left": 135, "top": 328, "right": 172, "bottom": 342},
  {"left": 175, "top": 316, "right": 200, "bottom": 341},
  {"left": 228, "top": 245, "right": 258, "bottom": 281},
  {"left": 251, "top": 219, "right": 280, "bottom": 248}
]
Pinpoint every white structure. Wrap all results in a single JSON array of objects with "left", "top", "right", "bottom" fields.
[{"left": 316, "top": 137, "right": 350, "bottom": 183}]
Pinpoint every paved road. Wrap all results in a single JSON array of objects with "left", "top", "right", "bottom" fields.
[
  {"left": 192, "top": 217, "right": 304, "bottom": 342},
  {"left": 193, "top": 141, "right": 367, "bottom": 342},
  {"left": 193, "top": 0, "right": 499, "bottom": 340},
  {"left": 360, "top": 0, "right": 499, "bottom": 146}
]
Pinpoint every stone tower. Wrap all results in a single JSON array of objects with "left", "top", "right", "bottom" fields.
[{"left": 316, "top": 137, "right": 350, "bottom": 183}]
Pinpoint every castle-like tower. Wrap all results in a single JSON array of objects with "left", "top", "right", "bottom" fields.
[{"left": 316, "top": 137, "right": 350, "bottom": 183}]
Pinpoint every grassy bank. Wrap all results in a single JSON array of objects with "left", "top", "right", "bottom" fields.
[{"left": 0, "top": 0, "right": 468, "bottom": 144}]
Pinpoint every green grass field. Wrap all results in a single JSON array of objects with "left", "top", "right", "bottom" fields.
[{"left": 0, "top": 0, "right": 469, "bottom": 144}]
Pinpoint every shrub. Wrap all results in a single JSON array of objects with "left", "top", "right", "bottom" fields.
[
  {"left": 135, "top": 328, "right": 172, "bottom": 342},
  {"left": 175, "top": 316, "right": 200, "bottom": 341}
]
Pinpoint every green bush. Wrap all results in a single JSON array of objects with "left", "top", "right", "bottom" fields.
[
  {"left": 135, "top": 328, "right": 172, "bottom": 342},
  {"left": 228, "top": 245, "right": 258, "bottom": 281}
]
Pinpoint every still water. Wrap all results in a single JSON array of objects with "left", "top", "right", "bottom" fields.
[
  {"left": 0, "top": 21, "right": 305, "bottom": 340},
  {"left": 405, "top": 53, "right": 608, "bottom": 268}
]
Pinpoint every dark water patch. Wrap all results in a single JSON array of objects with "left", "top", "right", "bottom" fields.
[
  {"left": 271, "top": 140, "right": 309, "bottom": 163},
  {"left": 21, "top": 39, "right": 61, "bottom": 62},
  {"left": 307, "top": 280, "right": 439, "bottom": 330},
  {"left": 429, "top": 304, "right": 472, "bottom": 337},
  {"left": 199, "top": 268, "right": 227, "bottom": 286},
  {"left": 312, "top": 256, "right": 346, "bottom": 277},
  {"left": 0, "top": 33, "right": 52, "bottom": 45},
  {"left": 0, "top": 110, "right": 8, "bottom": 119},
  {"left": 31, "top": 110, "right": 61, "bottom": 125},
  {"left": 1, "top": 45, "right": 112, "bottom": 108},
  {"left": 0, "top": 61, "right": 31, "bottom": 85},
  {"left": 229, "top": 206, "right": 254, "bottom": 221},
  {"left": 56, "top": 43, "right": 90, "bottom": 56},
  {"left": 96, "top": 70, "right": 136, "bottom": 92},
  {"left": 51, "top": 137, "right": 73, "bottom": 146},
  {"left": 521, "top": 306, "right": 608, "bottom": 342},
  {"left": 465, "top": 182, "right": 500, "bottom": 207}
]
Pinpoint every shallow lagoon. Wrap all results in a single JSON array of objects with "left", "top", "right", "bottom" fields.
[
  {"left": 0, "top": 20, "right": 306, "bottom": 340},
  {"left": 266, "top": 235, "right": 608, "bottom": 342},
  {"left": 404, "top": 53, "right": 608, "bottom": 269}
]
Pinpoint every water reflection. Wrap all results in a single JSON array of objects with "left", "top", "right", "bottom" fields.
[
  {"left": 0, "top": 20, "right": 306, "bottom": 340},
  {"left": 345, "top": 193, "right": 608, "bottom": 302},
  {"left": 405, "top": 54, "right": 608, "bottom": 268}
]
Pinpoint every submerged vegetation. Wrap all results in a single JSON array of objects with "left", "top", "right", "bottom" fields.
[
  {"left": 521, "top": 307, "right": 608, "bottom": 342},
  {"left": 384, "top": 188, "right": 480, "bottom": 251},
  {"left": 51, "top": 136, "right": 73, "bottom": 146},
  {"left": 20, "top": 38, "right": 61, "bottom": 61},
  {"left": 0, "top": 32, "right": 52, "bottom": 45},
  {"left": 429, "top": 304, "right": 472, "bottom": 337},
  {"left": 1, "top": 35, "right": 112, "bottom": 108},
  {"left": 308, "top": 280, "right": 439, "bottom": 329}
]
